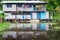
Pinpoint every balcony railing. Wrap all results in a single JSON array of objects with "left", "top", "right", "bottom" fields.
[
  {"left": 17, "top": 7, "right": 46, "bottom": 11},
  {"left": 17, "top": 5, "right": 46, "bottom": 11}
]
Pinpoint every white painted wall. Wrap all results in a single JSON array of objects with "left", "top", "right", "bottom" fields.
[
  {"left": 17, "top": 6, "right": 33, "bottom": 11},
  {"left": 16, "top": 15, "right": 21, "bottom": 19},
  {"left": 27, "top": 15, "right": 31, "bottom": 19},
  {"left": 24, "top": 6, "right": 33, "bottom": 11},
  {"left": 32, "top": 13, "right": 37, "bottom": 19},
  {"left": 17, "top": 15, "right": 22, "bottom": 19},
  {"left": 17, "top": 7, "right": 23, "bottom": 11},
  {"left": 3, "top": 4, "right": 16, "bottom": 11},
  {"left": 23, "top": 15, "right": 31, "bottom": 19},
  {"left": 17, "top": 15, "right": 23, "bottom": 19},
  {"left": 4, "top": 13, "right": 15, "bottom": 19},
  {"left": 45, "top": 11, "right": 49, "bottom": 19},
  {"left": 16, "top": 15, "right": 31, "bottom": 19},
  {"left": 5, "top": 14, "right": 31, "bottom": 20}
]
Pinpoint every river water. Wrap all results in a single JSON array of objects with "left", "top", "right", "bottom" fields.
[{"left": 2, "top": 23, "right": 53, "bottom": 40}]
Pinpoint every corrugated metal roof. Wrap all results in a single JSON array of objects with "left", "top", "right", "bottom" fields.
[{"left": 1, "top": 1, "right": 47, "bottom": 4}]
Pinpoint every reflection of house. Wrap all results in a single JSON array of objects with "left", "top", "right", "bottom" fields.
[
  {"left": 1, "top": 0, "right": 52, "bottom": 23},
  {"left": 9, "top": 23, "right": 49, "bottom": 31},
  {"left": 3, "top": 31, "right": 46, "bottom": 39}
]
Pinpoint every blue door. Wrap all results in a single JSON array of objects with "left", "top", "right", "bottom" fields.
[
  {"left": 37, "top": 12, "right": 41, "bottom": 20},
  {"left": 40, "top": 12, "right": 46, "bottom": 19},
  {"left": 30, "top": 13, "right": 32, "bottom": 19},
  {"left": 40, "top": 23, "right": 46, "bottom": 30}
]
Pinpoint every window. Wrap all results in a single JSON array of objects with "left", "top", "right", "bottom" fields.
[
  {"left": 26, "top": 5, "right": 32, "bottom": 7},
  {"left": 18, "top": 5, "right": 22, "bottom": 7},
  {"left": 7, "top": 4, "right": 12, "bottom": 8},
  {"left": 18, "top": 4, "right": 32, "bottom": 7}
]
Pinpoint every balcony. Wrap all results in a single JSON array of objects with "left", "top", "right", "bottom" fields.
[
  {"left": 17, "top": 7, "right": 46, "bottom": 12},
  {"left": 34, "top": 7, "right": 46, "bottom": 11},
  {"left": 17, "top": 5, "right": 46, "bottom": 11},
  {"left": 17, "top": 7, "right": 34, "bottom": 11}
]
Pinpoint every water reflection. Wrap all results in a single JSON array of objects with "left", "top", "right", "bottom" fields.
[
  {"left": 3, "top": 23, "right": 52, "bottom": 39},
  {"left": 3, "top": 31, "right": 46, "bottom": 38},
  {"left": 9, "top": 23, "right": 51, "bottom": 31},
  {"left": 3, "top": 31, "right": 17, "bottom": 38}
]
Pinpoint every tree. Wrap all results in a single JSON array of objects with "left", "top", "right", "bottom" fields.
[
  {"left": 0, "top": 12, "right": 10, "bottom": 40},
  {"left": 0, "top": 13, "right": 10, "bottom": 33},
  {"left": 0, "top": 13, "right": 6, "bottom": 23},
  {"left": 46, "top": 0, "right": 58, "bottom": 10},
  {"left": 0, "top": 22, "right": 10, "bottom": 33}
]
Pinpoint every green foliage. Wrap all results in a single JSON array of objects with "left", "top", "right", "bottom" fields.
[
  {"left": 0, "top": 13, "right": 4, "bottom": 18},
  {"left": 46, "top": 0, "right": 60, "bottom": 22},
  {"left": 0, "top": 13, "right": 10, "bottom": 34},
  {"left": 46, "top": 0, "right": 59, "bottom": 10},
  {"left": 53, "top": 11, "right": 60, "bottom": 22},
  {"left": 0, "top": 4, "right": 2, "bottom": 10},
  {"left": 54, "top": 27, "right": 60, "bottom": 31},
  {"left": 0, "top": 13, "right": 7, "bottom": 22},
  {"left": 0, "top": 13, "right": 7, "bottom": 18},
  {"left": 0, "top": 22, "right": 10, "bottom": 34}
]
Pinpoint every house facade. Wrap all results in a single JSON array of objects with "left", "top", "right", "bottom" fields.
[
  {"left": 1, "top": 0, "right": 53, "bottom": 39},
  {"left": 1, "top": 0, "right": 52, "bottom": 23}
]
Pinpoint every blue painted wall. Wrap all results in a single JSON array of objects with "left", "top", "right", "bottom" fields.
[
  {"left": 33, "top": 5, "right": 46, "bottom": 20},
  {"left": 37, "top": 12, "right": 41, "bottom": 19},
  {"left": 23, "top": 15, "right": 24, "bottom": 19},
  {"left": 21, "top": 12, "right": 46, "bottom": 20},
  {"left": 30, "top": 13, "right": 32, "bottom": 19},
  {"left": 37, "top": 12, "right": 46, "bottom": 20},
  {"left": 40, "top": 12, "right": 46, "bottom": 19},
  {"left": 21, "top": 15, "right": 24, "bottom": 19}
]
